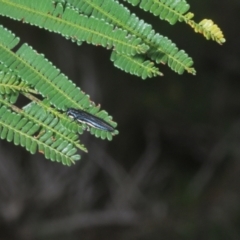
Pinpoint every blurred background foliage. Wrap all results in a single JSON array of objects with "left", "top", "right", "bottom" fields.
[{"left": 0, "top": 0, "right": 240, "bottom": 239}]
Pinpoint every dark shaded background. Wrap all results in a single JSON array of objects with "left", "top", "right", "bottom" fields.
[{"left": 0, "top": 0, "right": 239, "bottom": 239}]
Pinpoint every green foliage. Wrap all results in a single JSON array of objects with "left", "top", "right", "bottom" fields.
[
  {"left": 0, "top": 0, "right": 225, "bottom": 79},
  {"left": 182, "top": 16, "right": 226, "bottom": 45},
  {"left": 0, "top": 0, "right": 148, "bottom": 55},
  {"left": 0, "top": 104, "right": 80, "bottom": 165},
  {"left": 0, "top": 25, "right": 118, "bottom": 165},
  {"left": 124, "top": 0, "right": 225, "bottom": 44},
  {"left": 111, "top": 51, "right": 162, "bottom": 79},
  {"left": 125, "top": 0, "right": 190, "bottom": 24},
  {"left": 0, "top": 0, "right": 225, "bottom": 165},
  {"left": 66, "top": 0, "right": 195, "bottom": 75}
]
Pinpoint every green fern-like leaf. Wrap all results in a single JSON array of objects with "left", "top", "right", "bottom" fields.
[
  {"left": 111, "top": 51, "right": 162, "bottom": 79},
  {"left": 0, "top": 0, "right": 149, "bottom": 55},
  {"left": 0, "top": 64, "right": 26, "bottom": 103},
  {"left": 0, "top": 25, "right": 118, "bottom": 139},
  {"left": 124, "top": 0, "right": 190, "bottom": 25},
  {"left": 0, "top": 96, "right": 86, "bottom": 163},
  {"left": 0, "top": 63, "right": 36, "bottom": 95},
  {"left": 67, "top": 0, "right": 195, "bottom": 76},
  {"left": 0, "top": 105, "right": 80, "bottom": 165},
  {"left": 126, "top": 0, "right": 226, "bottom": 45},
  {"left": 185, "top": 18, "right": 226, "bottom": 45},
  {"left": 22, "top": 101, "right": 87, "bottom": 152}
]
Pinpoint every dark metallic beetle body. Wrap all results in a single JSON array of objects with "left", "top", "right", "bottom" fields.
[{"left": 66, "top": 108, "right": 114, "bottom": 132}]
